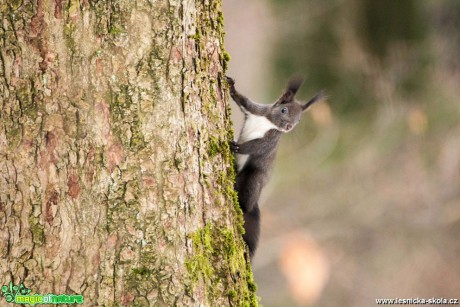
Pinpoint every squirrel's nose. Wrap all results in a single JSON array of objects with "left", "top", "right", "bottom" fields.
[{"left": 286, "top": 124, "right": 293, "bottom": 131}]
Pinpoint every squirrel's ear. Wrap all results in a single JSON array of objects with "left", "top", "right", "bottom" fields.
[
  {"left": 302, "top": 90, "right": 325, "bottom": 111},
  {"left": 278, "top": 75, "right": 304, "bottom": 103}
]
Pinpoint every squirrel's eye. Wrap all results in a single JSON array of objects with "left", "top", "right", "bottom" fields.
[{"left": 281, "top": 107, "right": 288, "bottom": 114}]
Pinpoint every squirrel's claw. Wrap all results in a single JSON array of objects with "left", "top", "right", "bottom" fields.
[
  {"left": 226, "top": 76, "right": 235, "bottom": 86},
  {"left": 229, "top": 140, "right": 239, "bottom": 153}
]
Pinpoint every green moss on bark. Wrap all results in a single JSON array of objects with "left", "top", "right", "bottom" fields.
[
  {"left": 189, "top": 1, "right": 257, "bottom": 303},
  {"left": 186, "top": 224, "right": 258, "bottom": 306},
  {"left": 28, "top": 216, "right": 45, "bottom": 245}
]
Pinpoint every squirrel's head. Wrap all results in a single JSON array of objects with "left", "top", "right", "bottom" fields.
[{"left": 268, "top": 76, "right": 324, "bottom": 132}]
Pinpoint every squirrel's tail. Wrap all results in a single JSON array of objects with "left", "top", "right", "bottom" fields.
[{"left": 243, "top": 206, "right": 261, "bottom": 260}]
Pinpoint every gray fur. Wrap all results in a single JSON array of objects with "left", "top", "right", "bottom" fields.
[{"left": 227, "top": 76, "right": 324, "bottom": 258}]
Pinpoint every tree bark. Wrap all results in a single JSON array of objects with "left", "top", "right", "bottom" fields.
[{"left": 0, "top": 0, "right": 257, "bottom": 306}]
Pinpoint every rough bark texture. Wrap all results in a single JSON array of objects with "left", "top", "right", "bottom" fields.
[{"left": 0, "top": 0, "right": 257, "bottom": 306}]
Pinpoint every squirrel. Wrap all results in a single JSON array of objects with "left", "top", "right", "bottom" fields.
[{"left": 227, "top": 75, "right": 324, "bottom": 259}]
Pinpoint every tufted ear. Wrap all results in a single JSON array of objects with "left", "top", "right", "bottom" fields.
[
  {"left": 302, "top": 90, "right": 325, "bottom": 111},
  {"left": 278, "top": 75, "right": 304, "bottom": 103}
]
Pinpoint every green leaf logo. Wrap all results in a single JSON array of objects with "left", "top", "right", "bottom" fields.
[{"left": 1, "top": 282, "right": 31, "bottom": 302}]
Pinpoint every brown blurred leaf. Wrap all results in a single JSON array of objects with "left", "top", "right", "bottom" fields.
[
  {"left": 279, "top": 234, "right": 330, "bottom": 305},
  {"left": 310, "top": 102, "right": 333, "bottom": 127},
  {"left": 407, "top": 107, "right": 428, "bottom": 135}
]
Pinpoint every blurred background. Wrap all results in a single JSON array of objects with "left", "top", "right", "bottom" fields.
[{"left": 223, "top": 1, "right": 460, "bottom": 306}]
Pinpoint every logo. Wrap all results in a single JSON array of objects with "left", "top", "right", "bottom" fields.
[{"left": 1, "top": 282, "right": 84, "bottom": 305}]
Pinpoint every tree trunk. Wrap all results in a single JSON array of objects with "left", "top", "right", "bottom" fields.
[{"left": 0, "top": 0, "right": 257, "bottom": 306}]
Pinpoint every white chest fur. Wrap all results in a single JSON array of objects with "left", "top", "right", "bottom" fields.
[
  {"left": 239, "top": 114, "right": 278, "bottom": 143},
  {"left": 236, "top": 114, "right": 279, "bottom": 171}
]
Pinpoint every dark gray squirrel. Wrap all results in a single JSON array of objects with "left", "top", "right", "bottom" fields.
[{"left": 227, "top": 75, "right": 325, "bottom": 259}]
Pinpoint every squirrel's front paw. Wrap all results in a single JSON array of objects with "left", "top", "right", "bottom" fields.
[
  {"left": 226, "top": 76, "right": 235, "bottom": 87},
  {"left": 229, "top": 141, "right": 240, "bottom": 153}
]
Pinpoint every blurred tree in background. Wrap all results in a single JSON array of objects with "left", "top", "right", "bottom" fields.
[
  {"left": 270, "top": 0, "right": 435, "bottom": 115},
  {"left": 357, "top": 0, "right": 429, "bottom": 96}
]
